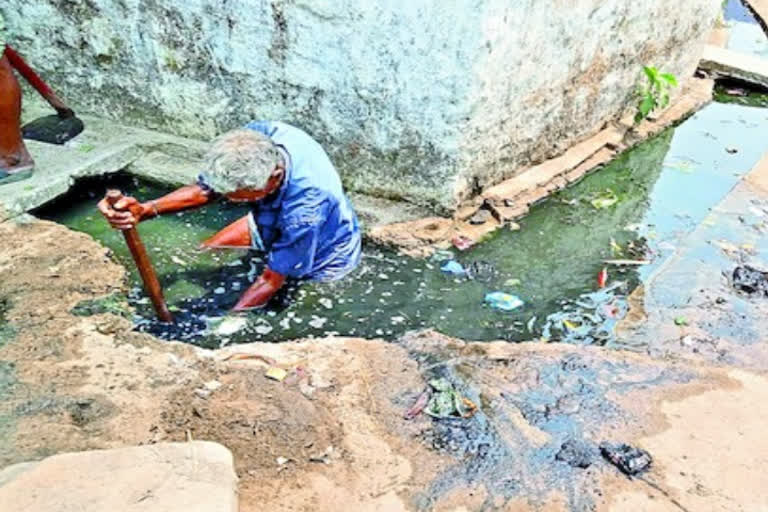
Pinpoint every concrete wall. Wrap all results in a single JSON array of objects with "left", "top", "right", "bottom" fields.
[{"left": 1, "top": 0, "right": 720, "bottom": 212}]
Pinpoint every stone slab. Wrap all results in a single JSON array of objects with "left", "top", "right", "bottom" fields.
[
  {"left": 699, "top": 44, "right": 768, "bottom": 89},
  {"left": 482, "top": 126, "right": 624, "bottom": 203},
  {"left": 0, "top": 441, "right": 238, "bottom": 512}
]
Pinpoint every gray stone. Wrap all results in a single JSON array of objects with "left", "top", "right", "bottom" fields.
[
  {"left": 0, "top": 441, "right": 238, "bottom": 512},
  {"left": 1, "top": 0, "right": 721, "bottom": 211},
  {"left": 699, "top": 44, "right": 768, "bottom": 89}
]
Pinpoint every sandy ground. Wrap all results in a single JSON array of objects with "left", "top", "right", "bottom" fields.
[{"left": 2, "top": 217, "right": 768, "bottom": 511}]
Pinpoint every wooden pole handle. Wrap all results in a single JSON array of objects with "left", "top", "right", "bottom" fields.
[{"left": 106, "top": 189, "right": 173, "bottom": 323}]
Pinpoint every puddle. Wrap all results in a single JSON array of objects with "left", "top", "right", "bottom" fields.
[{"left": 35, "top": 102, "right": 768, "bottom": 348}]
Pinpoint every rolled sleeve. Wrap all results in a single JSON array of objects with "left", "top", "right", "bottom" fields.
[{"left": 267, "top": 197, "right": 329, "bottom": 278}]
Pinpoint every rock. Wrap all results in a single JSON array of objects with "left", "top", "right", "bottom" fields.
[
  {"left": 0, "top": 442, "right": 238, "bottom": 512},
  {"left": 469, "top": 209, "right": 492, "bottom": 225},
  {"left": 556, "top": 440, "right": 594, "bottom": 468},
  {"left": 203, "top": 380, "right": 222, "bottom": 391}
]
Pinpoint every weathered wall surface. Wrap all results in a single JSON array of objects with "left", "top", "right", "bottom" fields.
[{"left": 1, "top": 0, "right": 719, "bottom": 211}]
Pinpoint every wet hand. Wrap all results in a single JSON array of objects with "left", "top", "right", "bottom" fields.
[
  {"left": 232, "top": 268, "right": 286, "bottom": 311},
  {"left": 97, "top": 195, "right": 147, "bottom": 230}
]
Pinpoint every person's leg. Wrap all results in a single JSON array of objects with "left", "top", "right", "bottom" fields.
[{"left": 0, "top": 49, "right": 33, "bottom": 175}]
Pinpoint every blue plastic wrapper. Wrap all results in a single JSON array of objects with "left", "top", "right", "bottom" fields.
[
  {"left": 440, "top": 260, "right": 467, "bottom": 276},
  {"left": 485, "top": 292, "right": 524, "bottom": 311}
]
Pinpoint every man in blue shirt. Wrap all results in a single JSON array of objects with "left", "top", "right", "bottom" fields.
[{"left": 98, "top": 121, "right": 362, "bottom": 311}]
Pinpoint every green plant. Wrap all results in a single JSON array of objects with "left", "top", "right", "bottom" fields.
[{"left": 635, "top": 66, "right": 679, "bottom": 123}]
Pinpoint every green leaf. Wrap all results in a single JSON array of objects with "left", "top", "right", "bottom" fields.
[
  {"left": 660, "top": 73, "right": 679, "bottom": 87},
  {"left": 638, "top": 94, "right": 655, "bottom": 119},
  {"left": 643, "top": 66, "right": 659, "bottom": 84},
  {"left": 674, "top": 316, "right": 689, "bottom": 326}
]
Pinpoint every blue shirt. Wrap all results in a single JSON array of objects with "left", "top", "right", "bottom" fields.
[{"left": 203, "top": 121, "right": 361, "bottom": 281}]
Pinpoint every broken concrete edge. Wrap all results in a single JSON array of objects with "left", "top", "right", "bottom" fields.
[
  {"left": 698, "top": 44, "right": 768, "bottom": 90},
  {"left": 370, "top": 77, "right": 715, "bottom": 258}
]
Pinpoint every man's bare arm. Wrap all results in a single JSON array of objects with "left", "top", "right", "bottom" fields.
[{"left": 98, "top": 184, "right": 213, "bottom": 230}]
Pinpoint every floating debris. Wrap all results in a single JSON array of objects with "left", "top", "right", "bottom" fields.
[
  {"left": 597, "top": 267, "right": 608, "bottom": 289},
  {"left": 440, "top": 260, "right": 467, "bottom": 277},
  {"left": 254, "top": 323, "right": 274, "bottom": 335},
  {"left": 318, "top": 297, "right": 333, "bottom": 309},
  {"left": 209, "top": 316, "right": 247, "bottom": 336},
  {"left": 590, "top": 188, "right": 619, "bottom": 209},
  {"left": 485, "top": 292, "right": 524, "bottom": 311},
  {"left": 308, "top": 316, "right": 327, "bottom": 329}
]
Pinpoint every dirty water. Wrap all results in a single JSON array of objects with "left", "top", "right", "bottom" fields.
[{"left": 35, "top": 102, "right": 768, "bottom": 349}]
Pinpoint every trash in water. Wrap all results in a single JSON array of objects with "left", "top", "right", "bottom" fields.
[
  {"left": 404, "top": 389, "right": 430, "bottom": 420},
  {"left": 527, "top": 316, "right": 537, "bottom": 333},
  {"left": 266, "top": 366, "right": 288, "bottom": 382},
  {"left": 504, "top": 278, "right": 521, "bottom": 287},
  {"left": 556, "top": 439, "right": 594, "bottom": 469},
  {"left": 209, "top": 316, "right": 248, "bottom": 336},
  {"left": 590, "top": 188, "right": 619, "bottom": 209},
  {"left": 610, "top": 238, "right": 624, "bottom": 256},
  {"left": 318, "top": 297, "right": 333, "bottom": 309},
  {"left": 254, "top": 323, "right": 274, "bottom": 335},
  {"left": 440, "top": 260, "right": 467, "bottom": 277},
  {"left": 725, "top": 87, "right": 747, "bottom": 97},
  {"left": 600, "top": 442, "right": 652, "bottom": 476},
  {"left": 424, "top": 378, "right": 477, "bottom": 419},
  {"left": 726, "top": 147, "right": 739, "bottom": 154},
  {"left": 430, "top": 249, "right": 455, "bottom": 262},
  {"left": 485, "top": 292, "right": 524, "bottom": 311},
  {"left": 563, "top": 319, "right": 580, "bottom": 331},
  {"left": 171, "top": 255, "right": 187, "bottom": 266},
  {"left": 604, "top": 259, "right": 650, "bottom": 266},
  {"left": 674, "top": 316, "right": 688, "bottom": 326},
  {"left": 733, "top": 265, "right": 768, "bottom": 296},
  {"left": 466, "top": 260, "right": 496, "bottom": 281},
  {"left": 452, "top": 235, "right": 474, "bottom": 251},
  {"left": 597, "top": 267, "right": 608, "bottom": 289},
  {"left": 541, "top": 282, "right": 627, "bottom": 345}
]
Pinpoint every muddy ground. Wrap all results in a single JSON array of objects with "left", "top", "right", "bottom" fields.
[{"left": 1, "top": 217, "right": 768, "bottom": 511}]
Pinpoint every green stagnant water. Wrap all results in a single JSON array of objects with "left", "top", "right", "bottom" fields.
[{"left": 36, "top": 102, "right": 768, "bottom": 349}]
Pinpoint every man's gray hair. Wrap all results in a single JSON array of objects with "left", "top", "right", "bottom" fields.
[{"left": 203, "top": 129, "right": 281, "bottom": 194}]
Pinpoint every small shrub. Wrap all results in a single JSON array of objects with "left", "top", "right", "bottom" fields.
[{"left": 635, "top": 66, "right": 679, "bottom": 123}]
